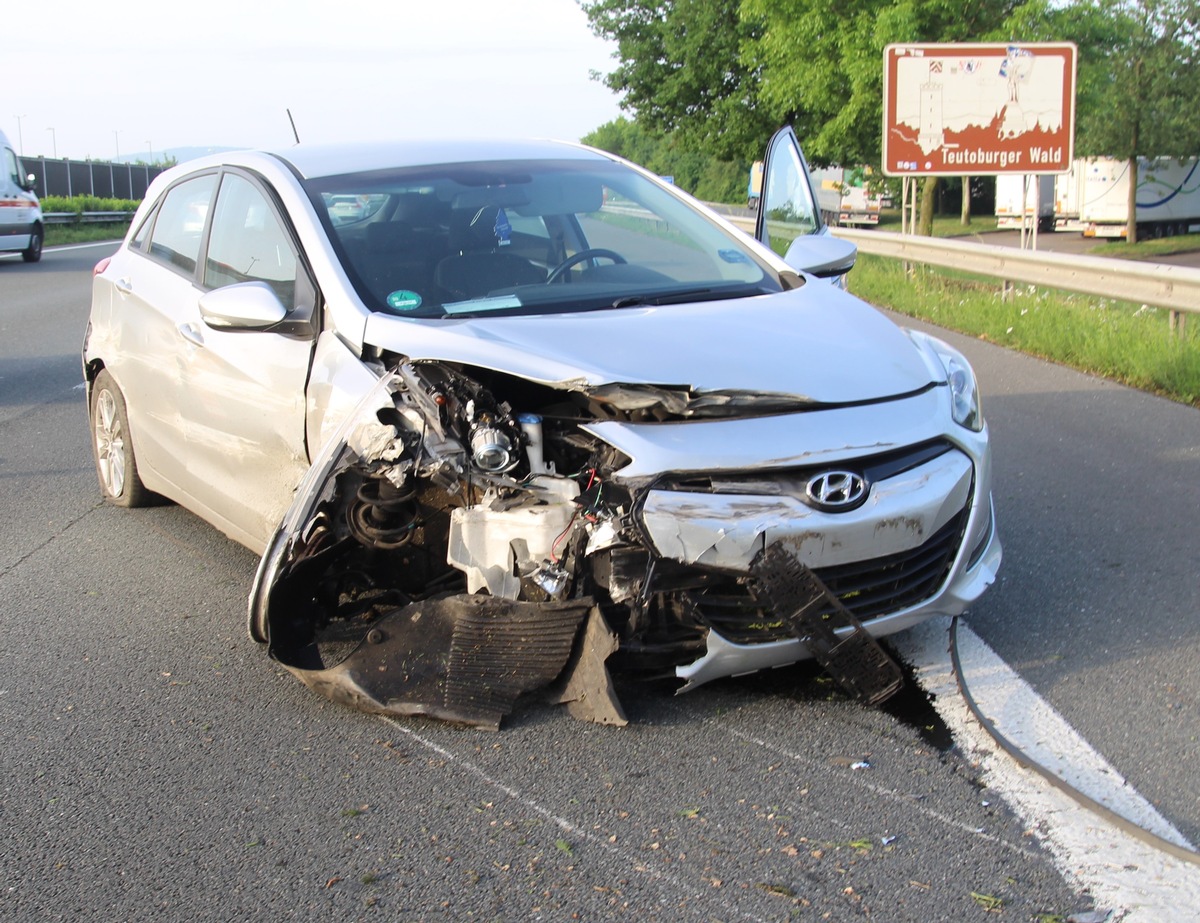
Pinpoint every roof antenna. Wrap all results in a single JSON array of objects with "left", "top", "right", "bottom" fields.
[{"left": 286, "top": 109, "right": 301, "bottom": 145}]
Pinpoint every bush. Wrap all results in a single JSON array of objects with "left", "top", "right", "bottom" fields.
[{"left": 40, "top": 195, "right": 139, "bottom": 215}]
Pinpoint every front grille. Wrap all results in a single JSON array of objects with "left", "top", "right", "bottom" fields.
[
  {"left": 658, "top": 440, "right": 952, "bottom": 498},
  {"left": 686, "top": 502, "right": 971, "bottom": 644}
]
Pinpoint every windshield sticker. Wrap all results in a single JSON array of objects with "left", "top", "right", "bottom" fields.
[
  {"left": 718, "top": 249, "right": 751, "bottom": 264},
  {"left": 442, "top": 295, "right": 522, "bottom": 315},
  {"left": 494, "top": 207, "right": 512, "bottom": 246},
  {"left": 386, "top": 290, "right": 424, "bottom": 312}
]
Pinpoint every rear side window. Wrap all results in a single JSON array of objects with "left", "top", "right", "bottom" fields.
[
  {"left": 204, "top": 173, "right": 299, "bottom": 307},
  {"left": 147, "top": 174, "right": 217, "bottom": 274}
]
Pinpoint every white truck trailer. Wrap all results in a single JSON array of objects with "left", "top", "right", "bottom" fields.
[
  {"left": 994, "top": 174, "right": 1055, "bottom": 231},
  {"left": 1052, "top": 161, "right": 1085, "bottom": 232},
  {"left": 1079, "top": 157, "right": 1200, "bottom": 238},
  {"left": 810, "top": 166, "right": 884, "bottom": 227}
]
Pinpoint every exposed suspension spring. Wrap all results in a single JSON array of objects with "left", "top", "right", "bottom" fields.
[{"left": 348, "top": 476, "right": 419, "bottom": 549}]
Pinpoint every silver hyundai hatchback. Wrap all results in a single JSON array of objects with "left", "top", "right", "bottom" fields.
[{"left": 84, "top": 128, "right": 1000, "bottom": 728}]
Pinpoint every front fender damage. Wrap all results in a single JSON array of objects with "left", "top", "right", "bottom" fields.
[{"left": 252, "top": 362, "right": 633, "bottom": 730}]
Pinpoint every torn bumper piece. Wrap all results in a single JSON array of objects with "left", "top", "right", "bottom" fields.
[
  {"left": 750, "top": 541, "right": 904, "bottom": 705},
  {"left": 272, "top": 597, "right": 626, "bottom": 730}
]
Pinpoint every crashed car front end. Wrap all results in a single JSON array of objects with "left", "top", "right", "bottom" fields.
[{"left": 250, "top": 338, "right": 1000, "bottom": 730}]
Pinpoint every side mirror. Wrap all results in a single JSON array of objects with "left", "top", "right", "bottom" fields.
[
  {"left": 782, "top": 232, "right": 857, "bottom": 280},
  {"left": 199, "top": 281, "right": 288, "bottom": 330},
  {"left": 23, "top": 173, "right": 37, "bottom": 193}
]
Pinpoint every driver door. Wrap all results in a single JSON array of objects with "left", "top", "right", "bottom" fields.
[
  {"left": 178, "top": 170, "right": 318, "bottom": 552},
  {"left": 756, "top": 126, "right": 857, "bottom": 282}
]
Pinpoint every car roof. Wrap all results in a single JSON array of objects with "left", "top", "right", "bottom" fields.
[{"left": 221, "top": 138, "right": 614, "bottom": 180}]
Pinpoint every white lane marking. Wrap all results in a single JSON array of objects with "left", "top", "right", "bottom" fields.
[
  {"left": 894, "top": 617, "right": 1200, "bottom": 921},
  {"left": 48, "top": 241, "right": 123, "bottom": 253},
  {"left": 724, "top": 726, "right": 1047, "bottom": 860},
  {"left": 378, "top": 716, "right": 771, "bottom": 923},
  {"left": 0, "top": 240, "right": 119, "bottom": 260}
]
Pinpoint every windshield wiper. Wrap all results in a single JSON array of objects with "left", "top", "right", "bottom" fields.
[{"left": 610, "top": 287, "right": 729, "bottom": 309}]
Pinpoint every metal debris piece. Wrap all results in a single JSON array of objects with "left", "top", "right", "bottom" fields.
[{"left": 751, "top": 541, "right": 904, "bottom": 705}]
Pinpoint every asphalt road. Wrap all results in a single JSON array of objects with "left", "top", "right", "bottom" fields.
[{"left": 1, "top": 242, "right": 1194, "bottom": 921}]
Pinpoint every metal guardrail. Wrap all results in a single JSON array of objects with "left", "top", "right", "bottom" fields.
[
  {"left": 724, "top": 215, "right": 1200, "bottom": 315},
  {"left": 43, "top": 211, "right": 135, "bottom": 225},
  {"left": 832, "top": 227, "right": 1200, "bottom": 315}
]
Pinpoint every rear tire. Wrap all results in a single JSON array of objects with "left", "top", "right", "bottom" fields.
[
  {"left": 22, "top": 225, "right": 43, "bottom": 263},
  {"left": 90, "top": 370, "right": 152, "bottom": 508}
]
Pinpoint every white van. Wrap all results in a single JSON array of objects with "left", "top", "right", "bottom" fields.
[{"left": 1, "top": 129, "right": 44, "bottom": 262}]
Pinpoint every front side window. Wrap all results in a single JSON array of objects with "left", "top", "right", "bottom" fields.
[
  {"left": 760, "top": 134, "right": 821, "bottom": 258},
  {"left": 146, "top": 174, "right": 218, "bottom": 274},
  {"left": 204, "top": 173, "right": 298, "bottom": 307},
  {"left": 4, "top": 147, "right": 22, "bottom": 187},
  {"left": 304, "top": 159, "right": 786, "bottom": 318}
]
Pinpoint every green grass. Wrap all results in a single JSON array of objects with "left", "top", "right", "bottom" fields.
[
  {"left": 45, "top": 223, "right": 129, "bottom": 247},
  {"left": 1087, "top": 232, "right": 1200, "bottom": 260},
  {"left": 849, "top": 253, "right": 1200, "bottom": 407},
  {"left": 876, "top": 209, "right": 1005, "bottom": 239}
]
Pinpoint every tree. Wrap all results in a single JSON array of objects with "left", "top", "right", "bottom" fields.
[
  {"left": 586, "top": 0, "right": 1028, "bottom": 232},
  {"left": 582, "top": 117, "right": 749, "bottom": 202},
  {"left": 581, "top": 0, "right": 776, "bottom": 160},
  {"left": 1071, "top": 0, "right": 1200, "bottom": 242},
  {"left": 745, "top": 0, "right": 1026, "bottom": 233}
]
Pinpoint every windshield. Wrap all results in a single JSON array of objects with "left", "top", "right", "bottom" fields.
[{"left": 304, "top": 159, "right": 787, "bottom": 318}]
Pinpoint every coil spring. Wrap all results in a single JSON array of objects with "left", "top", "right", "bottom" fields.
[{"left": 348, "top": 476, "right": 418, "bottom": 549}]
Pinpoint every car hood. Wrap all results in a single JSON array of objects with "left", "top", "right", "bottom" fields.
[{"left": 360, "top": 284, "right": 938, "bottom": 405}]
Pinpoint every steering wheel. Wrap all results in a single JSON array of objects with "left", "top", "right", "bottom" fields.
[{"left": 545, "top": 248, "right": 627, "bottom": 283}]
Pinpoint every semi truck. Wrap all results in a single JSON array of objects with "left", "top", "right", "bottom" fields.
[
  {"left": 1078, "top": 156, "right": 1200, "bottom": 238},
  {"left": 994, "top": 174, "right": 1055, "bottom": 231},
  {"left": 809, "top": 165, "right": 885, "bottom": 226},
  {"left": 1052, "top": 162, "right": 1085, "bottom": 232},
  {"left": 748, "top": 161, "right": 884, "bottom": 227},
  {"left": 747, "top": 160, "right": 764, "bottom": 210}
]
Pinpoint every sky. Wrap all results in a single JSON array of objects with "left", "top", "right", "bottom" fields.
[{"left": 8, "top": 0, "right": 625, "bottom": 162}]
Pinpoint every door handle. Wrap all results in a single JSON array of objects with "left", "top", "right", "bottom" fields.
[
  {"left": 179, "top": 323, "right": 205, "bottom": 348},
  {"left": 114, "top": 277, "right": 133, "bottom": 294}
]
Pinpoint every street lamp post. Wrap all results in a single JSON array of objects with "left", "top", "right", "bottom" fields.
[
  {"left": 46, "top": 127, "right": 56, "bottom": 158},
  {"left": 13, "top": 114, "right": 26, "bottom": 155},
  {"left": 114, "top": 130, "right": 122, "bottom": 162}
]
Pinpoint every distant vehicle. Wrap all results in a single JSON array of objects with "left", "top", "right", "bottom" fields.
[
  {"left": 747, "top": 160, "right": 764, "bottom": 209},
  {"left": 994, "top": 174, "right": 1055, "bottom": 232},
  {"left": 1078, "top": 156, "right": 1200, "bottom": 239},
  {"left": 1052, "top": 161, "right": 1086, "bottom": 232},
  {"left": 0, "top": 128, "right": 44, "bottom": 262},
  {"left": 810, "top": 166, "right": 885, "bottom": 227}
]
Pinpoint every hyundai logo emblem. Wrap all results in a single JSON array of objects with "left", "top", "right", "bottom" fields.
[{"left": 806, "top": 470, "right": 868, "bottom": 511}]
